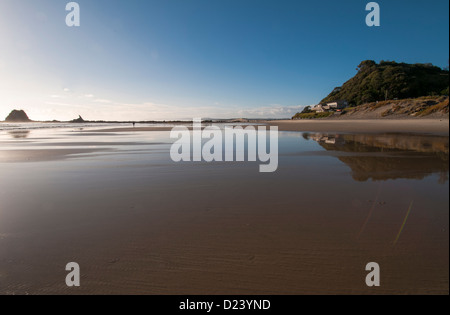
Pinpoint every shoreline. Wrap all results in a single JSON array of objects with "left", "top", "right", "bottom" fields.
[
  {"left": 89, "top": 118, "right": 450, "bottom": 136},
  {"left": 1, "top": 118, "right": 448, "bottom": 136},
  {"left": 265, "top": 119, "right": 449, "bottom": 136}
]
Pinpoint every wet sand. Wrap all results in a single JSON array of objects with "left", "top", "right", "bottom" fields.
[
  {"left": 93, "top": 127, "right": 175, "bottom": 133},
  {"left": 266, "top": 119, "right": 449, "bottom": 136},
  {"left": 91, "top": 119, "right": 450, "bottom": 136},
  {"left": 0, "top": 148, "right": 113, "bottom": 163},
  {"left": 0, "top": 128, "right": 448, "bottom": 295}
]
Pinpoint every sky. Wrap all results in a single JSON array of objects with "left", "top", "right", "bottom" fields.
[{"left": 0, "top": 0, "right": 448, "bottom": 121}]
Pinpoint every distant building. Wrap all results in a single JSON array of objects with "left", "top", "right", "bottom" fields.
[
  {"left": 326, "top": 100, "right": 348, "bottom": 109},
  {"left": 311, "top": 100, "right": 348, "bottom": 112},
  {"left": 312, "top": 104, "right": 326, "bottom": 112}
]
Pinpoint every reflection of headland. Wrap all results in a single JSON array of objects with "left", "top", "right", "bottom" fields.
[
  {"left": 8, "top": 130, "right": 31, "bottom": 139},
  {"left": 305, "top": 132, "right": 449, "bottom": 183}
]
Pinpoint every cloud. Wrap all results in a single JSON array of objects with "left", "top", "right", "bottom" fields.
[
  {"left": 94, "top": 98, "right": 113, "bottom": 104},
  {"left": 82, "top": 101, "right": 309, "bottom": 121},
  {"left": 44, "top": 101, "right": 91, "bottom": 109},
  {"left": 235, "top": 104, "right": 307, "bottom": 118},
  {"left": 38, "top": 92, "right": 310, "bottom": 121},
  {"left": 63, "top": 88, "right": 70, "bottom": 92}
]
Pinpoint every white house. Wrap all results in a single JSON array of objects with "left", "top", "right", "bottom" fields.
[
  {"left": 311, "top": 100, "right": 348, "bottom": 112},
  {"left": 326, "top": 100, "right": 348, "bottom": 109},
  {"left": 312, "top": 104, "right": 325, "bottom": 112}
]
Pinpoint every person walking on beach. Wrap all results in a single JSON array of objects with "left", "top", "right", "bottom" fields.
[{"left": 132, "top": 122, "right": 135, "bottom": 127}]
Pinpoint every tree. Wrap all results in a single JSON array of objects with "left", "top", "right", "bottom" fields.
[{"left": 321, "top": 60, "right": 449, "bottom": 106}]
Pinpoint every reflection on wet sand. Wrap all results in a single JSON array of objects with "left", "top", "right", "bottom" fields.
[
  {"left": 305, "top": 133, "right": 449, "bottom": 183},
  {"left": 8, "top": 130, "right": 30, "bottom": 139},
  {"left": 0, "top": 129, "right": 448, "bottom": 294}
]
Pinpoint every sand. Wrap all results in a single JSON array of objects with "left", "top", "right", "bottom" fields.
[
  {"left": 0, "top": 148, "right": 112, "bottom": 163},
  {"left": 93, "top": 127, "right": 175, "bottom": 132},
  {"left": 0, "top": 126, "right": 448, "bottom": 295},
  {"left": 266, "top": 119, "right": 449, "bottom": 135},
  {"left": 91, "top": 119, "right": 450, "bottom": 136}
]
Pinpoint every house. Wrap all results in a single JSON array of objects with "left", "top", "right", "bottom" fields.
[
  {"left": 311, "top": 100, "right": 348, "bottom": 112},
  {"left": 326, "top": 100, "right": 348, "bottom": 109},
  {"left": 312, "top": 104, "right": 326, "bottom": 112}
]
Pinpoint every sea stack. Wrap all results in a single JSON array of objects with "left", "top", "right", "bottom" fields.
[
  {"left": 5, "top": 110, "right": 31, "bottom": 122},
  {"left": 71, "top": 115, "right": 85, "bottom": 123}
]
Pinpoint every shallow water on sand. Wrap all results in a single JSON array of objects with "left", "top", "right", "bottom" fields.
[{"left": 0, "top": 128, "right": 448, "bottom": 294}]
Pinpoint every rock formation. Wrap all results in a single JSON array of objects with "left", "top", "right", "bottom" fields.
[
  {"left": 5, "top": 110, "right": 31, "bottom": 122},
  {"left": 71, "top": 115, "right": 85, "bottom": 123}
]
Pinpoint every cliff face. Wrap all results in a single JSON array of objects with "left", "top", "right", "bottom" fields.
[{"left": 5, "top": 110, "right": 31, "bottom": 122}]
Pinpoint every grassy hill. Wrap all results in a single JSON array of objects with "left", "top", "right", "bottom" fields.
[
  {"left": 293, "top": 96, "right": 449, "bottom": 120},
  {"left": 321, "top": 60, "right": 449, "bottom": 106}
]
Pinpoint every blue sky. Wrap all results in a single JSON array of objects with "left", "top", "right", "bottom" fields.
[{"left": 0, "top": 0, "right": 448, "bottom": 121}]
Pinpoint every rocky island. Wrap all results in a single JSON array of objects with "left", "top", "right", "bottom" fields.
[{"left": 5, "top": 110, "right": 32, "bottom": 122}]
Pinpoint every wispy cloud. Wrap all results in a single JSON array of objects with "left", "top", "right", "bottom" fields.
[
  {"left": 44, "top": 101, "right": 91, "bottom": 109},
  {"left": 72, "top": 101, "right": 309, "bottom": 121},
  {"left": 236, "top": 104, "right": 307, "bottom": 118},
  {"left": 38, "top": 92, "right": 309, "bottom": 121},
  {"left": 94, "top": 98, "right": 113, "bottom": 104}
]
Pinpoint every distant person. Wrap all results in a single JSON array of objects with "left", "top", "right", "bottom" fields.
[{"left": 132, "top": 122, "right": 136, "bottom": 127}]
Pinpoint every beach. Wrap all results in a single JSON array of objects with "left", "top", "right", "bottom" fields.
[
  {"left": 85, "top": 119, "right": 450, "bottom": 135},
  {"left": 1, "top": 0, "right": 448, "bottom": 298},
  {"left": 0, "top": 123, "right": 448, "bottom": 295},
  {"left": 266, "top": 119, "right": 449, "bottom": 135}
]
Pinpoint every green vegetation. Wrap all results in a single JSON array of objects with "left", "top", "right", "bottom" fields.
[
  {"left": 301, "top": 106, "right": 312, "bottom": 114},
  {"left": 321, "top": 60, "right": 449, "bottom": 106},
  {"left": 292, "top": 112, "right": 333, "bottom": 119}
]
